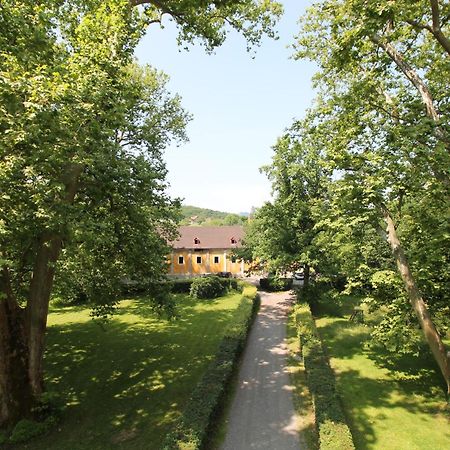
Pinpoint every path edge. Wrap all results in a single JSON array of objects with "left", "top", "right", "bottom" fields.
[{"left": 162, "top": 286, "right": 260, "bottom": 450}]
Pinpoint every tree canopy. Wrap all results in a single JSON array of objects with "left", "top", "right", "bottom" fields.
[
  {"left": 247, "top": 0, "right": 450, "bottom": 393},
  {"left": 0, "top": 0, "right": 282, "bottom": 426}
]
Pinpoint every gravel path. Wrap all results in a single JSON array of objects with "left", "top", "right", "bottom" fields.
[{"left": 221, "top": 291, "right": 303, "bottom": 450}]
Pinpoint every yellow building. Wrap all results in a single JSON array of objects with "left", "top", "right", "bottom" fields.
[{"left": 169, "top": 226, "right": 246, "bottom": 277}]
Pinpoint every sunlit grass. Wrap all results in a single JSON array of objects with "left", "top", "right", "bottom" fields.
[
  {"left": 316, "top": 315, "right": 450, "bottom": 450},
  {"left": 20, "top": 292, "right": 244, "bottom": 449}
]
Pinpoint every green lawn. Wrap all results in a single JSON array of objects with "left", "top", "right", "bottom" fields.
[
  {"left": 315, "top": 315, "right": 450, "bottom": 450},
  {"left": 18, "top": 292, "right": 244, "bottom": 450}
]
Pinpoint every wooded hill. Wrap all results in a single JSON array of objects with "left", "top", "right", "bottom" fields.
[{"left": 180, "top": 205, "right": 248, "bottom": 226}]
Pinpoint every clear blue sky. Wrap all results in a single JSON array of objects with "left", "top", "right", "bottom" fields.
[{"left": 135, "top": 0, "right": 316, "bottom": 214}]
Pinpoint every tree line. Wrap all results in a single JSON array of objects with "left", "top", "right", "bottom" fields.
[{"left": 242, "top": 0, "right": 449, "bottom": 394}]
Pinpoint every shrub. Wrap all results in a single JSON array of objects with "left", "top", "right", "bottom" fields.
[
  {"left": 189, "top": 276, "right": 226, "bottom": 299},
  {"left": 163, "top": 286, "right": 260, "bottom": 450},
  {"left": 170, "top": 278, "right": 194, "bottom": 294},
  {"left": 294, "top": 298, "right": 355, "bottom": 450},
  {"left": 9, "top": 416, "right": 57, "bottom": 444},
  {"left": 231, "top": 279, "right": 245, "bottom": 293},
  {"left": 259, "top": 276, "right": 292, "bottom": 292}
]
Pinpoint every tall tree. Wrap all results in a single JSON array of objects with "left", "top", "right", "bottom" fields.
[
  {"left": 242, "top": 118, "right": 329, "bottom": 282},
  {"left": 0, "top": 0, "right": 282, "bottom": 425},
  {"left": 291, "top": 0, "right": 450, "bottom": 393}
]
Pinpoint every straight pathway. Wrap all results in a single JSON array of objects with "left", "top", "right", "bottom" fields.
[{"left": 221, "top": 290, "right": 303, "bottom": 450}]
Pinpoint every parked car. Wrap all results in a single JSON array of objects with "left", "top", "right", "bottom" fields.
[{"left": 293, "top": 272, "right": 305, "bottom": 280}]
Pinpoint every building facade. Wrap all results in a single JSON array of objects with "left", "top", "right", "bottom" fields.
[{"left": 169, "top": 226, "right": 246, "bottom": 277}]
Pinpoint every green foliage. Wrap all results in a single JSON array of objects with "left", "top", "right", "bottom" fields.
[
  {"left": 141, "top": 0, "right": 283, "bottom": 53},
  {"left": 31, "top": 391, "right": 63, "bottom": 422},
  {"left": 8, "top": 417, "right": 57, "bottom": 444},
  {"left": 163, "top": 287, "right": 260, "bottom": 450},
  {"left": 293, "top": 300, "right": 355, "bottom": 450},
  {"left": 241, "top": 118, "right": 331, "bottom": 277},
  {"left": 259, "top": 276, "right": 292, "bottom": 292},
  {"left": 253, "top": 0, "right": 449, "bottom": 380},
  {"left": 189, "top": 276, "right": 226, "bottom": 299},
  {"left": 170, "top": 278, "right": 195, "bottom": 294},
  {"left": 0, "top": 0, "right": 283, "bottom": 427}
]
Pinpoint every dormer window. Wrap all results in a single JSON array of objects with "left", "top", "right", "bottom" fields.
[
  {"left": 194, "top": 237, "right": 200, "bottom": 245},
  {"left": 230, "top": 237, "right": 237, "bottom": 244}
]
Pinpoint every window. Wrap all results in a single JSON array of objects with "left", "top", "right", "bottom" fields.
[
  {"left": 194, "top": 237, "right": 200, "bottom": 245},
  {"left": 230, "top": 237, "right": 237, "bottom": 244},
  {"left": 214, "top": 256, "right": 220, "bottom": 264},
  {"left": 196, "top": 256, "right": 202, "bottom": 264},
  {"left": 178, "top": 256, "right": 184, "bottom": 264}
]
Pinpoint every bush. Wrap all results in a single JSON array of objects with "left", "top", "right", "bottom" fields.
[
  {"left": 189, "top": 276, "right": 226, "bottom": 299},
  {"left": 163, "top": 286, "right": 260, "bottom": 450},
  {"left": 8, "top": 416, "right": 57, "bottom": 444},
  {"left": 231, "top": 279, "right": 245, "bottom": 293},
  {"left": 259, "top": 276, "right": 292, "bottom": 292},
  {"left": 170, "top": 278, "right": 194, "bottom": 294},
  {"left": 294, "top": 298, "right": 355, "bottom": 450}
]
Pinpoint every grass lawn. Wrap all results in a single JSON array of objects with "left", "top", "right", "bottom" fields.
[
  {"left": 17, "top": 291, "right": 244, "bottom": 450},
  {"left": 315, "top": 312, "right": 450, "bottom": 450}
]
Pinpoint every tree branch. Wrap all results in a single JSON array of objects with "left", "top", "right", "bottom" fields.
[
  {"left": 129, "top": 0, "right": 184, "bottom": 22},
  {"left": 406, "top": 2, "right": 450, "bottom": 56},
  {"left": 371, "top": 33, "right": 440, "bottom": 122}
]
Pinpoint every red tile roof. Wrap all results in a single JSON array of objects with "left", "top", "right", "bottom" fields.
[{"left": 172, "top": 226, "right": 244, "bottom": 249}]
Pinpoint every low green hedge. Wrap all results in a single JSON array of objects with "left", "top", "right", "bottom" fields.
[
  {"left": 294, "top": 298, "right": 355, "bottom": 450},
  {"left": 259, "top": 277, "right": 292, "bottom": 292},
  {"left": 163, "top": 285, "right": 260, "bottom": 450}
]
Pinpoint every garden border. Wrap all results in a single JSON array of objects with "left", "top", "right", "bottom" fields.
[
  {"left": 293, "top": 298, "right": 355, "bottom": 450},
  {"left": 162, "top": 286, "right": 260, "bottom": 450}
]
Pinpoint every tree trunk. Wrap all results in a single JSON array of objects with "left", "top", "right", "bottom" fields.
[
  {"left": 303, "top": 264, "right": 310, "bottom": 288},
  {"left": 25, "top": 163, "right": 82, "bottom": 398},
  {"left": 0, "top": 271, "right": 34, "bottom": 427},
  {"left": 0, "top": 163, "right": 83, "bottom": 425},
  {"left": 25, "top": 235, "right": 62, "bottom": 397},
  {"left": 429, "top": 0, "right": 450, "bottom": 56},
  {"left": 382, "top": 206, "right": 450, "bottom": 395}
]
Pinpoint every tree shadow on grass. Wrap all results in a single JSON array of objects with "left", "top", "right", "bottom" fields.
[
  {"left": 318, "top": 318, "right": 448, "bottom": 396},
  {"left": 23, "top": 298, "right": 239, "bottom": 450},
  {"left": 335, "top": 368, "right": 450, "bottom": 450},
  {"left": 316, "top": 319, "right": 450, "bottom": 450}
]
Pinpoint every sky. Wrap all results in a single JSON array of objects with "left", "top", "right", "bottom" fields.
[{"left": 135, "top": 0, "right": 317, "bottom": 214}]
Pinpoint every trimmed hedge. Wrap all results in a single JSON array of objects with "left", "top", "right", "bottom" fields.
[
  {"left": 259, "top": 277, "right": 293, "bottom": 292},
  {"left": 163, "top": 285, "right": 260, "bottom": 450},
  {"left": 122, "top": 277, "right": 244, "bottom": 297},
  {"left": 293, "top": 299, "right": 355, "bottom": 450}
]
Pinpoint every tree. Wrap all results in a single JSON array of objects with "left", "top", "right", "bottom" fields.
[
  {"left": 291, "top": 0, "right": 450, "bottom": 393},
  {"left": 241, "top": 118, "right": 330, "bottom": 283},
  {"left": 0, "top": 0, "right": 282, "bottom": 426}
]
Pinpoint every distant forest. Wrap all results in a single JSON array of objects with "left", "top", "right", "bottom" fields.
[{"left": 180, "top": 205, "right": 248, "bottom": 226}]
